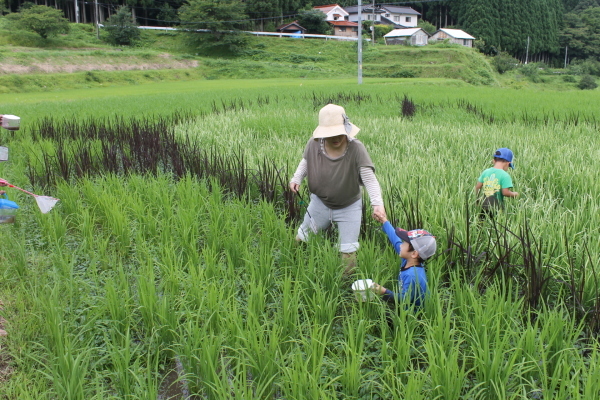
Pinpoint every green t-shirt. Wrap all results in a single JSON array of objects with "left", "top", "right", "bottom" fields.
[{"left": 478, "top": 167, "right": 513, "bottom": 209}]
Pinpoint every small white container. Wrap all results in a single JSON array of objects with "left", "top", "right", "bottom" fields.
[
  {"left": 351, "top": 279, "right": 373, "bottom": 302},
  {"left": 1, "top": 115, "right": 20, "bottom": 131}
]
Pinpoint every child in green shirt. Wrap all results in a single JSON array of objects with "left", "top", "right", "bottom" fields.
[{"left": 475, "top": 148, "right": 519, "bottom": 218}]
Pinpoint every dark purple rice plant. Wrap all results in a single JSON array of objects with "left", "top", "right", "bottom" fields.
[
  {"left": 561, "top": 239, "right": 600, "bottom": 337},
  {"left": 401, "top": 95, "right": 416, "bottom": 118},
  {"left": 515, "top": 220, "right": 553, "bottom": 311},
  {"left": 308, "top": 91, "right": 372, "bottom": 110},
  {"left": 456, "top": 99, "right": 495, "bottom": 124}
]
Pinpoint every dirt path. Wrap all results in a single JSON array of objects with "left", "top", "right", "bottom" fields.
[{"left": 0, "top": 53, "right": 199, "bottom": 74}]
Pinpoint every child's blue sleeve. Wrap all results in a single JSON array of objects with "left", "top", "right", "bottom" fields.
[{"left": 382, "top": 221, "right": 402, "bottom": 254}]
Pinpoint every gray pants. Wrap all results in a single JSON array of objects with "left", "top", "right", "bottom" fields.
[{"left": 297, "top": 194, "right": 362, "bottom": 253}]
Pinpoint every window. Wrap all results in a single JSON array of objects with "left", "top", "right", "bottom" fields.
[
  {"left": 367, "top": 14, "right": 373, "bottom": 20},
  {"left": 405, "top": 16, "right": 411, "bottom": 23},
  {"left": 352, "top": 27, "right": 358, "bottom": 32},
  {"left": 385, "top": 13, "right": 390, "bottom": 17},
  {"left": 394, "top": 16, "right": 400, "bottom": 22},
  {"left": 463, "top": 39, "right": 468, "bottom": 46},
  {"left": 340, "top": 27, "right": 346, "bottom": 32},
  {"left": 333, "top": 14, "right": 340, "bottom": 20}
]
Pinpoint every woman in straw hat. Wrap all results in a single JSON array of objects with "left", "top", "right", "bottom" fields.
[{"left": 289, "top": 104, "right": 385, "bottom": 275}]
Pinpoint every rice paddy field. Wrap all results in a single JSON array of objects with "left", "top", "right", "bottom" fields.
[{"left": 1, "top": 77, "right": 600, "bottom": 399}]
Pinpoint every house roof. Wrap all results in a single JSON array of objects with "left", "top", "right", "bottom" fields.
[
  {"left": 384, "top": 28, "right": 427, "bottom": 38},
  {"left": 436, "top": 28, "right": 475, "bottom": 39},
  {"left": 379, "top": 5, "right": 420, "bottom": 15},
  {"left": 276, "top": 21, "right": 307, "bottom": 32},
  {"left": 314, "top": 4, "right": 346, "bottom": 14},
  {"left": 344, "top": 5, "right": 420, "bottom": 15},
  {"left": 379, "top": 16, "right": 410, "bottom": 28},
  {"left": 328, "top": 20, "right": 359, "bottom": 27}
]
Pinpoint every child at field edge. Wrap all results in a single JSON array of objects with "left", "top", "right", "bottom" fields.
[
  {"left": 371, "top": 210, "right": 436, "bottom": 308},
  {"left": 475, "top": 147, "right": 519, "bottom": 218}
]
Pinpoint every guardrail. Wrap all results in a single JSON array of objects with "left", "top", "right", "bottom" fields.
[{"left": 134, "top": 25, "right": 367, "bottom": 41}]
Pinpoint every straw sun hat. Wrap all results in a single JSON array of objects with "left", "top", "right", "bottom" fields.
[{"left": 312, "top": 104, "right": 360, "bottom": 139}]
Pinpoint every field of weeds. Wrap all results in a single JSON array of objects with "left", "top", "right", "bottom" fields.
[{"left": 1, "top": 79, "right": 599, "bottom": 399}]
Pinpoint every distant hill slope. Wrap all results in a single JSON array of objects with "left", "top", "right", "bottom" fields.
[{"left": 0, "top": 21, "right": 498, "bottom": 92}]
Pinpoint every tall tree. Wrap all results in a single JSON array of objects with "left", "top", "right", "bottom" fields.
[
  {"left": 452, "top": 0, "right": 562, "bottom": 56},
  {"left": 560, "top": 6, "right": 600, "bottom": 59},
  {"left": 179, "top": 0, "right": 250, "bottom": 54}
]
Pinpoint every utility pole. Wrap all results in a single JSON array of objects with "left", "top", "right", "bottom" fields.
[
  {"left": 74, "top": 0, "right": 79, "bottom": 23},
  {"left": 358, "top": 0, "right": 362, "bottom": 84},
  {"left": 95, "top": 0, "right": 99, "bottom": 39},
  {"left": 371, "top": 0, "right": 375, "bottom": 45},
  {"left": 525, "top": 36, "right": 530, "bottom": 64}
]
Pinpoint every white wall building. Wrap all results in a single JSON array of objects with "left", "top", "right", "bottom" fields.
[
  {"left": 344, "top": 5, "right": 420, "bottom": 28},
  {"left": 313, "top": 4, "right": 350, "bottom": 21}
]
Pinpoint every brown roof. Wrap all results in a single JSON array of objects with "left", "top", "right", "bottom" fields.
[
  {"left": 328, "top": 21, "right": 359, "bottom": 27},
  {"left": 276, "top": 21, "right": 307, "bottom": 32},
  {"left": 314, "top": 4, "right": 342, "bottom": 13}
]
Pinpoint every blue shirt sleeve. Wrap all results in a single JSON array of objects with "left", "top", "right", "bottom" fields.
[{"left": 382, "top": 221, "right": 402, "bottom": 254}]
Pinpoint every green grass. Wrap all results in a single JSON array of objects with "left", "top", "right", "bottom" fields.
[{"left": 0, "top": 16, "right": 504, "bottom": 91}]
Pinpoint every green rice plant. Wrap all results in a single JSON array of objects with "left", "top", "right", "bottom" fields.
[
  {"left": 106, "top": 327, "right": 140, "bottom": 398},
  {"left": 4, "top": 79, "right": 600, "bottom": 398},
  {"left": 176, "top": 315, "right": 229, "bottom": 398},
  {"left": 137, "top": 259, "right": 159, "bottom": 335},
  {"left": 280, "top": 347, "right": 340, "bottom": 398},
  {"left": 1, "top": 231, "right": 28, "bottom": 279},
  {"left": 232, "top": 314, "right": 282, "bottom": 399},
  {"left": 290, "top": 322, "right": 338, "bottom": 396},
  {"left": 35, "top": 209, "right": 67, "bottom": 248},
  {"left": 421, "top": 296, "right": 471, "bottom": 399},
  {"left": 337, "top": 317, "right": 370, "bottom": 398},
  {"left": 32, "top": 288, "right": 96, "bottom": 400}
]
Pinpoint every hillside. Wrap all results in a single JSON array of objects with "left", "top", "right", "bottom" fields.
[{"left": 0, "top": 20, "right": 499, "bottom": 92}]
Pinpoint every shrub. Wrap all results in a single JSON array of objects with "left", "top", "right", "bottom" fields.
[
  {"left": 578, "top": 74, "right": 597, "bottom": 90},
  {"left": 562, "top": 74, "right": 577, "bottom": 83},
  {"left": 417, "top": 19, "right": 436, "bottom": 35},
  {"left": 519, "top": 63, "right": 542, "bottom": 83},
  {"left": 103, "top": 6, "right": 140, "bottom": 46},
  {"left": 568, "top": 58, "right": 600, "bottom": 77},
  {"left": 8, "top": 5, "right": 69, "bottom": 39},
  {"left": 390, "top": 69, "right": 416, "bottom": 78},
  {"left": 492, "top": 52, "right": 519, "bottom": 74},
  {"left": 373, "top": 24, "right": 393, "bottom": 40}
]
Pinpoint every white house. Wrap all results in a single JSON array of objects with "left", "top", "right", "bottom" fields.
[
  {"left": 313, "top": 4, "right": 349, "bottom": 21},
  {"left": 430, "top": 28, "right": 475, "bottom": 47},
  {"left": 344, "top": 5, "right": 420, "bottom": 28},
  {"left": 384, "top": 28, "right": 429, "bottom": 46}
]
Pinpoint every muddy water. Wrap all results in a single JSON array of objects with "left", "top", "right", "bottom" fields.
[{"left": 157, "top": 357, "right": 190, "bottom": 400}]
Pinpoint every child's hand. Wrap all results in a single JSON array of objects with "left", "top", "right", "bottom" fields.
[
  {"left": 372, "top": 207, "right": 387, "bottom": 223},
  {"left": 370, "top": 283, "right": 387, "bottom": 295}
]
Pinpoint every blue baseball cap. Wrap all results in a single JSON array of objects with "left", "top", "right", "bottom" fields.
[{"left": 494, "top": 148, "right": 514, "bottom": 169}]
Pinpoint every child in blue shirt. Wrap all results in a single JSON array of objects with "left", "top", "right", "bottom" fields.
[{"left": 371, "top": 211, "right": 436, "bottom": 307}]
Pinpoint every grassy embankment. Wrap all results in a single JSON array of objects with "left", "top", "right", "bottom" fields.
[{"left": 0, "top": 17, "right": 505, "bottom": 93}]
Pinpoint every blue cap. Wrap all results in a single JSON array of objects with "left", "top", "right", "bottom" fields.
[{"left": 494, "top": 148, "right": 514, "bottom": 169}]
